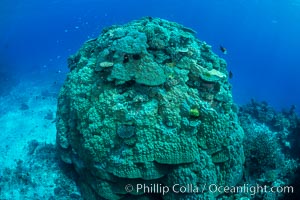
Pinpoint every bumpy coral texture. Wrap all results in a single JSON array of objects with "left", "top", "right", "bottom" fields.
[{"left": 56, "top": 17, "right": 244, "bottom": 200}]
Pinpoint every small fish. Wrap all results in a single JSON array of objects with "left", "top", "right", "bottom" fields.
[
  {"left": 220, "top": 45, "right": 227, "bottom": 54},
  {"left": 229, "top": 71, "right": 233, "bottom": 79}
]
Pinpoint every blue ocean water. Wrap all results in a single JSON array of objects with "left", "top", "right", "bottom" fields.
[
  {"left": 1, "top": 0, "right": 300, "bottom": 111},
  {"left": 1, "top": 1, "right": 300, "bottom": 199}
]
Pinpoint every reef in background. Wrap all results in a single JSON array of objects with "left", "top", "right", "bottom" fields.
[
  {"left": 56, "top": 17, "right": 245, "bottom": 199},
  {"left": 238, "top": 100, "right": 300, "bottom": 200}
]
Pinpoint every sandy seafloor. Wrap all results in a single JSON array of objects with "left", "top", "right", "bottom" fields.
[
  {"left": 0, "top": 73, "right": 82, "bottom": 199},
  {"left": 0, "top": 80, "right": 56, "bottom": 168}
]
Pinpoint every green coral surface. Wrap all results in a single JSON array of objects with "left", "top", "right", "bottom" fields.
[{"left": 56, "top": 17, "right": 244, "bottom": 200}]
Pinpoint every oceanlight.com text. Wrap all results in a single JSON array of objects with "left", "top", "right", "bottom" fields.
[{"left": 124, "top": 183, "right": 294, "bottom": 196}]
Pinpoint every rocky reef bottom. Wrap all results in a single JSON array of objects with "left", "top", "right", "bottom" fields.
[
  {"left": 0, "top": 80, "right": 299, "bottom": 200},
  {"left": 237, "top": 100, "right": 300, "bottom": 200}
]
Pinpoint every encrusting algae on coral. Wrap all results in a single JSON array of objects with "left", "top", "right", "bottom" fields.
[{"left": 189, "top": 108, "right": 200, "bottom": 117}]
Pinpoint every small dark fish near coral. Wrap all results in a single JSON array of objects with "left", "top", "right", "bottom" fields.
[
  {"left": 229, "top": 71, "right": 233, "bottom": 79},
  {"left": 220, "top": 45, "right": 227, "bottom": 54}
]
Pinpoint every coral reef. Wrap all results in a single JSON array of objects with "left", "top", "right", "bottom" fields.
[
  {"left": 56, "top": 17, "right": 244, "bottom": 199},
  {"left": 238, "top": 100, "right": 300, "bottom": 200}
]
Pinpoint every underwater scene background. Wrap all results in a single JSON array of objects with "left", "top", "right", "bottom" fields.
[{"left": 0, "top": 0, "right": 300, "bottom": 199}]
